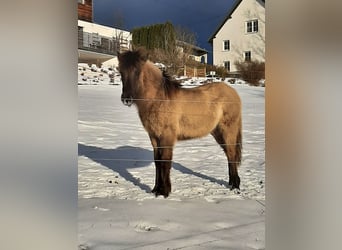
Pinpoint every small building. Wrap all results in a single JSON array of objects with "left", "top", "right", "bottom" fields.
[
  {"left": 176, "top": 41, "right": 208, "bottom": 64},
  {"left": 208, "top": 0, "right": 265, "bottom": 72}
]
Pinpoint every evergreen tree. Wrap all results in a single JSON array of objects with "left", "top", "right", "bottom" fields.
[{"left": 132, "top": 22, "right": 176, "bottom": 50}]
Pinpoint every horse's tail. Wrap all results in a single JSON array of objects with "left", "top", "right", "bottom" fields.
[{"left": 236, "top": 118, "right": 242, "bottom": 166}]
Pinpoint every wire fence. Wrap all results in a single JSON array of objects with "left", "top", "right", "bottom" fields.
[
  {"left": 78, "top": 142, "right": 265, "bottom": 152},
  {"left": 79, "top": 85, "right": 264, "bottom": 165}
]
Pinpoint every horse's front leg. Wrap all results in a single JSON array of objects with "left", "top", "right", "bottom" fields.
[
  {"left": 150, "top": 136, "right": 174, "bottom": 198},
  {"left": 158, "top": 145, "right": 173, "bottom": 198},
  {"left": 160, "top": 146, "right": 173, "bottom": 198},
  {"left": 150, "top": 136, "right": 161, "bottom": 194}
]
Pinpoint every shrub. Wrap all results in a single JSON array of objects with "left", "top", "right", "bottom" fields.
[
  {"left": 235, "top": 60, "right": 265, "bottom": 86},
  {"left": 205, "top": 64, "right": 229, "bottom": 78}
]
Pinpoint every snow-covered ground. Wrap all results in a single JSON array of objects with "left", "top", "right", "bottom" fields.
[{"left": 78, "top": 75, "right": 265, "bottom": 249}]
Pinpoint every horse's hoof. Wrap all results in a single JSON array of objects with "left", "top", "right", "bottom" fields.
[
  {"left": 151, "top": 186, "right": 162, "bottom": 196},
  {"left": 156, "top": 190, "right": 170, "bottom": 198},
  {"left": 229, "top": 176, "right": 240, "bottom": 190},
  {"left": 230, "top": 185, "right": 240, "bottom": 191},
  {"left": 151, "top": 187, "right": 170, "bottom": 198}
]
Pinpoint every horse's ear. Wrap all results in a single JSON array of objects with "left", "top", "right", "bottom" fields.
[{"left": 136, "top": 48, "right": 148, "bottom": 62}]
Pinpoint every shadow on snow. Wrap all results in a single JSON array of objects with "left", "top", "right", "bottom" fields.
[{"left": 78, "top": 143, "right": 229, "bottom": 194}]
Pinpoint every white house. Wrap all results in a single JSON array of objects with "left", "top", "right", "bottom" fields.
[
  {"left": 78, "top": 0, "right": 131, "bottom": 68},
  {"left": 208, "top": 0, "right": 265, "bottom": 72},
  {"left": 78, "top": 20, "right": 131, "bottom": 67}
]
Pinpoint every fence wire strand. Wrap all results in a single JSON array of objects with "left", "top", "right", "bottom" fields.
[
  {"left": 78, "top": 158, "right": 242, "bottom": 164},
  {"left": 126, "top": 98, "right": 242, "bottom": 104},
  {"left": 78, "top": 142, "right": 266, "bottom": 152}
]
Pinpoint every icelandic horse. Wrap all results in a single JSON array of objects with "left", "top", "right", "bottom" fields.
[{"left": 118, "top": 48, "right": 242, "bottom": 197}]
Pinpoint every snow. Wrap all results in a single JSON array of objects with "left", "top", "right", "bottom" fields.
[
  {"left": 79, "top": 199, "right": 265, "bottom": 250},
  {"left": 78, "top": 75, "right": 265, "bottom": 249},
  {"left": 78, "top": 64, "right": 122, "bottom": 85}
]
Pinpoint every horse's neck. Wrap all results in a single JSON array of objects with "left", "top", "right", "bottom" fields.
[{"left": 138, "top": 62, "right": 166, "bottom": 101}]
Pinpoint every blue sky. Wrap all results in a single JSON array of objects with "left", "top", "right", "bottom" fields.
[{"left": 93, "top": 0, "right": 235, "bottom": 64}]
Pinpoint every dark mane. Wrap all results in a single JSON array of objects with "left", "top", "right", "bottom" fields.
[
  {"left": 118, "top": 49, "right": 148, "bottom": 70},
  {"left": 161, "top": 70, "right": 181, "bottom": 97}
]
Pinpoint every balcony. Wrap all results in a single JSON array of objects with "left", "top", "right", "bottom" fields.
[{"left": 78, "top": 30, "right": 129, "bottom": 56}]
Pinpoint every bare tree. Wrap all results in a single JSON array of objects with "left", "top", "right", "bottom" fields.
[
  {"left": 112, "top": 10, "right": 127, "bottom": 53},
  {"left": 175, "top": 25, "right": 198, "bottom": 67},
  {"left": 112, "top": 9, "right": 125, "bottom": 29}
]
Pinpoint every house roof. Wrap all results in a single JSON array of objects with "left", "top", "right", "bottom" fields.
[
  {"left": 176, "top": 40, "right": 208, "bottom": 56},
  {"left": 208, "top": 0, "right": 265, "bottom": 44}
]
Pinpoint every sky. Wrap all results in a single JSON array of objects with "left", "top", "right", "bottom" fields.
[{"left": 93, "top": 0, "right": 236, "bottom": 64}]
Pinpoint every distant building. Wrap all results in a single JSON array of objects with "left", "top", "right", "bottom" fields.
[
  {"left": 78, "top": 0, "right": 131, "bottom": 67},
  {"left": 208, "top": 0, "right": 265, "bottom": 72},
  {"left": 78, "top": 0, "right": 93, "bottom": 22},
  {"left": 177, "top": 41, "right": 208, "bottom": 64},
  {"left": 176, "top": 41, "right": 208, "bottom": 77}
]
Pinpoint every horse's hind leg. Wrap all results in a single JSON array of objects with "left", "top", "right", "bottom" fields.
[{"left": 211, "top": 121, "right": 242, "bottom": 190}]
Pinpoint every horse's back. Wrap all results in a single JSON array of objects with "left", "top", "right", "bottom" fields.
[
  {"left": 208, "top": 82, "right": 240, "bottom": 99},
  {"left": 186, "top": 82, "right": 241, "bottom": 107}
]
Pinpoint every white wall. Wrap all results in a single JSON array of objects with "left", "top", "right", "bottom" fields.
[
  {"left": 186, "top": 53, "right": 207, "bottom": 64},
  {"left": 213, "top": 0, "right": 265, "bottom": 72},
  {"left": 194, "top": 54, "right": 207, "bottom": 63}
]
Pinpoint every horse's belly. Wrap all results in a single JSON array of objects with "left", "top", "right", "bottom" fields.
[
  {"left": 178, "top": 113, "right": 218, "bottom": 140},
  {"left": 139, "top": 109, "right": 219, "bottom": 140}
]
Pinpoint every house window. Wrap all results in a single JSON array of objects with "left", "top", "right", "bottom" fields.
[
  {"left": 223, "top": 40, "right": 230, "bottom": 51},
  {"left": 244, "top": 51, "right": 251, "bottom": 61},
  {"left": 246, "top": 20, "right": 258, "bottom": 33},
  {"left": 224, "top": 61, "right": 230, "bottom": 71}
]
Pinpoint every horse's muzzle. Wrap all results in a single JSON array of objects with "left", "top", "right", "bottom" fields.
[{"left": 121, "top": 96, "right": 133, "bottom": 107}]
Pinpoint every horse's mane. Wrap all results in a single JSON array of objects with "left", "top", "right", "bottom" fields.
[
  {"left": 160, "top": 70, "right": 182, "bottom": 97},
  {"left": 119, "top": 49, "right": 182, "bottom": 98}
]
